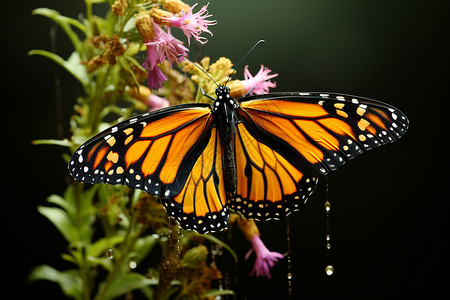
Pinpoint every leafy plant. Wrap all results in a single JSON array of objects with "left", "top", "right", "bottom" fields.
[{"left": 28, "top": 1, "right": 236, "bottom": 299}]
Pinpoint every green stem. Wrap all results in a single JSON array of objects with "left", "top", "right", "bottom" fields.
[
  {"left": 73, "top": 182, "right": 92, "bottom": 300},
  {"left": 85, "top": 0, "right": 93, "bottom": 39},
  {"left": 95, "top": 214, "right": 144, "bottom": 300},
  {"left": 117, "top": 1, "right": 136, "bottom": 36},
  {"left": 87, "top": 64, "right": 113, "bottom": 133},
  {"left": 79, "top": 245, "right": 92, "bottom": 300}
]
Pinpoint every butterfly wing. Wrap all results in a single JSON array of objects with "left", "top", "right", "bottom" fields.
[
  {"left": 69, "top": 104, "right": 228, "bottom": 233},
  {"left": 237, "top": 92, "right": 409, "bottom": 176},
  {"left": 230, "top": 92, "right": 408, "bottom": 220},
  {"left": 163, "top": 126, "right": 228, "bottom": 233},
  {"left": 231, "top": 121, "right": 318, "bottom": 220}
]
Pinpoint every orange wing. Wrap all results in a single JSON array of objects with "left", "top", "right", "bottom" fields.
[
  {"left": 237, "top": 92, "right": 409, "bottom": 177},
  {"left": 161, "top": 127, "right": 228, "bottom": 233},
  {"left": 69, "top": 104, "right": 229, "bottom": 233},
  {"left": 229, "top": 92, "right": 408, "bottom": 220},
  {"left": 230, "top": 122, "right": 318, "bottom": 220},
  {"left": 69, "top": 105, "right": 213, "bottom": 196}
]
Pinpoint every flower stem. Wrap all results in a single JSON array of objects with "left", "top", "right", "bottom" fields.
[
  {"left": 95, "top": 212, "right": 144, "bottom": 300},
  {"left": 155, "top": 218, "right": 181, "bottom": 300},
  {"left": 85, "top": 0, "right": 93, "bottom": 39}
]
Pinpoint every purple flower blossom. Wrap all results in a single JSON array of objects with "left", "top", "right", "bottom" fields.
[
  {"left": 146, "top": 66, "right": 167, "bottom": 90},
  {"left": 162, "top": 3, "right": 217, "bottom": 45},
  {"left": 143, "top": 21, "right": 188, "bottom": 90},
  {"left": 245, "top": 234, "right": 284, "bottom": 279},
  {"left": 144, "top": 22, "right": 189, "bottom": 69},
  {"left": 242, "top": 65, "right": 278, "bottom": 95}
]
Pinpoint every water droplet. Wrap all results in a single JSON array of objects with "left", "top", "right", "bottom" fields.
[
  {"left": 326, "top": 234, "right": 331, "bottom": 241},
  {"left": 106, "top": 248, "right": 115, "bottom": 260},
  {"left": 287, "top": 272, "right": 293, "bottom": 280},
  {"left": 325, "top": 265, "right": 334, "bottom": 276},
  {"left": 324, "top": 201, "right": 331, "bottom": 211},
  {"left": 129, "top": 260, "right": 137, "bottom": 269},
  {"left": 326, "top": 243, "right": 331, "bottom": 249}
]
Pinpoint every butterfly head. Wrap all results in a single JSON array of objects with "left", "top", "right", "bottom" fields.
[
  {"left": 213, "top": 85, "right": 239, "bottom": 112},
  {"left": 215, "top": 85, "right": 231, "bottom": 100}
]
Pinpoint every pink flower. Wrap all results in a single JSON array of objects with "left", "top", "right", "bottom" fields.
[
  {"left": 144, "top": 22, "right": 189, "bottom": 69},
  {"left": 146, "top": 66, "right": 167, "bottom": 90},
  {"left": 242, "top": 65, "right": 278, "bottom": 95},
  {"left": 162, "top": 3, "right": 217, "bottom": 45},
  {"left": 147, "top": 94, "right": 169, "bottom": 111},
  {"left": 245, "top": 234, "right": 284, "bottom": 279},
  {"left": 143, "top": 22, "right": 188, "bottom": 90}
]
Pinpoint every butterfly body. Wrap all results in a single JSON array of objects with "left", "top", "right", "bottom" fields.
[
  {"left": 213, "top": 85, "right": 239, "bottom": 197},
  {"left": 69, "top": 88, "right": 408, "bottom": 234}
]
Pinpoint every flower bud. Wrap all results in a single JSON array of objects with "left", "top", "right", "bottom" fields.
[
  {"left": 227, "top": 80, "right": 247, "bottom": 99},
  {"left": 237, "top": 218, "right": 260, "bottom": 241},
  {"left": 128, "top": 85, "right": 152, "bottom": 103},
  {"left": 162, "top": 0, "right": 190, "bottom": 14},
  {"left": 112, "top": 0, "right": 128, "bottom": 16},
  {"left": 181, "top": 245, "right": 208, "bottom": 268},
  {"left": 150, "top": 7, "right": 173, "bottom": 26},
  {"left": 135, "top": 11, "right": 155, "bottom": 42}
]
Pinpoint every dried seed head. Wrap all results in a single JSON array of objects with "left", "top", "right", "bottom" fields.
[
  {"left": 162, "top": 0, "right": 190, "bottom": 14},
  {"left": 135, "top": 11, "right": 155, "bottom": 42},
  {"left": 112, "top": 0, "right": 128, "bottom": 16}
]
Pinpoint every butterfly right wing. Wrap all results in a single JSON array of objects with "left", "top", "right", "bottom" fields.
[{"left": 229, "top": 122, "right": 318, "bottom": 221}]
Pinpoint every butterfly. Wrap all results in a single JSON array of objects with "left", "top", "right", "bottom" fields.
[{"left": 69, "top": 86, "right": 408, "bottom": 234}]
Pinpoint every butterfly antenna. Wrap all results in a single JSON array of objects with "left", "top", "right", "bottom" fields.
[
  {"left": 225, "top": 39, "right": 266, "bottom": 85},
  {"left": 177, "top": 54, "right": 219, "bottom": 88}
]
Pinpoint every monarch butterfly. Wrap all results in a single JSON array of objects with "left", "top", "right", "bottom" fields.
[{"left": 69, "top": 82, "right": 408, "bottom": 233}]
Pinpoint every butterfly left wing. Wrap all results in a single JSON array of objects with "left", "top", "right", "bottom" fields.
[
  {"left": 163, "top": 127, "right": 228, "bottom": 233},
  {"left": 69, "top": 104, "right": 228, "bottom": 233}
]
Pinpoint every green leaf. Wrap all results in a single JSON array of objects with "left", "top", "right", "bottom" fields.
[
  {"left": 32, "top": 8, "right": 86, "bottom": 52},
  {"left": 98, "top": 273, "right": 158, "bottom": 300},
  {"left": 28, "top": 265, "right": 83, "bottom": 299},
  {"left": 88, "top": 235, "right": 125, "bottom": 257},
  {"left": 38, "top": 206, "right": 75, "bottom": 243},
  {"left": 28, "top": 50, "right": 89, "bottom": 87},
  {"left": 47, "top": 194, "right": 72, "bottom": 212},
  {"left": 204, "top": 289, "right": 235, "bottom": 297},
  {"left": 181, "top": 245, "right": 208, "bottom": 268},
  {"left": 32, "top": 138, "right": 72, "bottom": 147}
]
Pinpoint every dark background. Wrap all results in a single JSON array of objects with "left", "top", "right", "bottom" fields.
[{"left": 3, "top": 0, "right": 448, "bottom": 299}]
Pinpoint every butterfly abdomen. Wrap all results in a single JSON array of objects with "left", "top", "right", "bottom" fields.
[{"left": 211, "top": 85, "right": 241, "bottom": 197}]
